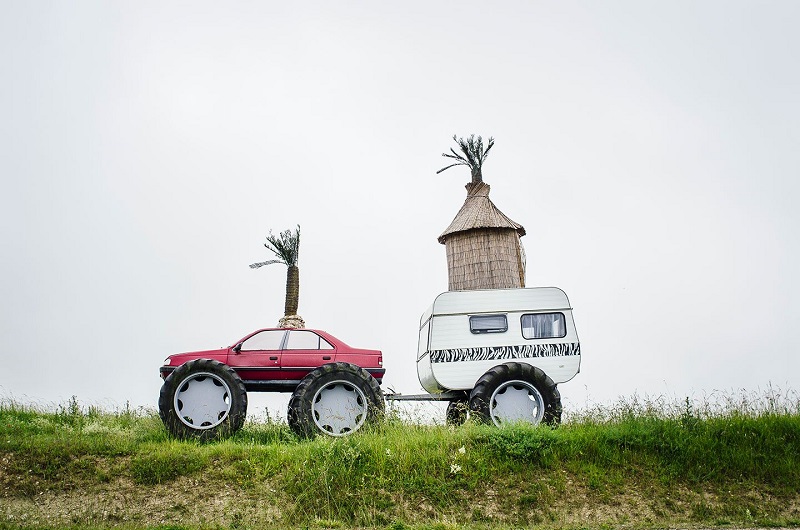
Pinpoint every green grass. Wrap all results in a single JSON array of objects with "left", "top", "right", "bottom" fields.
[{"left": 1, "top": 392, "right": 799, "bottom": 529}]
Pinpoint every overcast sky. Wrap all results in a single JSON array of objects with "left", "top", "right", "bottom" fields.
[{"left": 1, "top": 1, "right": 798, "bottom": 420}]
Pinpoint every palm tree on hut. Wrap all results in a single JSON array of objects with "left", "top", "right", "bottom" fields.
[
  {"left": 249, "top": 225, "right": 304, "bottom": 328},
  {"left": 436, "top": 134, "right": 527, "bottom": 291}
]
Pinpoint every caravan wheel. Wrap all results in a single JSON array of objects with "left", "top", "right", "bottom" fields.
[
  {"left": 469, "top": 362, "right": 561, "bottom": 426},
  {"left": 445, "top": 399, "right": 470, "bottom": 426}
]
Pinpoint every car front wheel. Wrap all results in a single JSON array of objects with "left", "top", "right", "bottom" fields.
[{"left": 158, "top": 358, "right": 248, "bottom": 440}]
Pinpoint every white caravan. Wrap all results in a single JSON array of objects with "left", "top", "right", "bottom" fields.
[{"left": 407, "top": 287, "right": 580, "bottom": 426}]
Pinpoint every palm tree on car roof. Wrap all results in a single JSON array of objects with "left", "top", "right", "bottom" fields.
[
  {"left": 249, "top": 225, "right": 301, "bottom": 318},
  {"left": 436, "top": 134, "right": 495, "bottom": 185}
]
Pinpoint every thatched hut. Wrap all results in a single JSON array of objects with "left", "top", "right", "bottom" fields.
[{"left": 439, "top": 181, "right": 526, "bottom": 291}]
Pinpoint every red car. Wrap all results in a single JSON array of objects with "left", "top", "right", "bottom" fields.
[
  {"left": 160, "top": 327, "right": 384, "bottom": 390},
  {"left": 158, "top": 328, "right": 385, "bottom": 440}
]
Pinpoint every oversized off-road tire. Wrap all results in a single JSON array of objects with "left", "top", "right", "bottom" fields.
[
  {"left": 158, "top": 358, "right": 248, "bottom": 441},
  {"left": 469, "top": 362, "right": 561, "bottom": 427},
  {"left": 288, "top": 362, "right": 384, "bottom": 437},
  {"left": 446, "top": 398, "right": 470, "bottom": 426}
]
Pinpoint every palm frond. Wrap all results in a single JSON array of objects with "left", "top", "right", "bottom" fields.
[
  {"left": 461, "top": 135, "right": 476, "bottom": 160},
  {"left": 482, "top": 137, "right": 495, "bottom": 161},
  {"left": 436, "top": 162, "right": 465, "bottom": 174},
  {"left": 249, "top": 260, "right": 283, "bottom": 269},
  {"left": 443, "top": 148, "right": 468, "bottom": 162}
]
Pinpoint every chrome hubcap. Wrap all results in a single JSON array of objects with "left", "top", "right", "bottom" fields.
[
  {"left": 173, "top": 372, "right": 231, "bottom": 429},
  {"left": 312, "top": 380, "right": 368, "bottom": 436},
  {"left": 489, "top": 380, "right": 545, "bottom": 426}
]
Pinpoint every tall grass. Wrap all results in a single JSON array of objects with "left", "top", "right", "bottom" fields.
[{"left": 1, "top": 390, "right": 799, "bottom": 529}]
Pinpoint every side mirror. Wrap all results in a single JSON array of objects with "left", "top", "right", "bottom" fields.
[{"left": 233, "top": 343, "right": 242, "bottom": 353}]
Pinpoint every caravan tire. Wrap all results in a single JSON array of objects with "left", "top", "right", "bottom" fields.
[
  {"left": 288, "top": 362, "right": 384, "bottom": 438},
  {"left": 469, "top": 362, "right": 561, "bottom": 427},
  {"left": 158, "top": 359, "right": 248, "bottom": 441},
  {"left": 446, "top": 399, "right": 470, "bottom": 426}
]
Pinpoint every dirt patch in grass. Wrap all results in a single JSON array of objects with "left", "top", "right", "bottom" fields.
[
  {"left": 1, "top": 475, "right": 287, "bottom": 528},
  {"left": 3, "top": 465, "right": 800, "bottom": 529}
]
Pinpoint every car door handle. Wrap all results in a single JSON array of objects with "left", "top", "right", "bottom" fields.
[
  {"left": 269, "top": 356, "right": 278, "bottom": 361},
  {"left": 323, "top": 356, "right": 331, "bottom": 360}
]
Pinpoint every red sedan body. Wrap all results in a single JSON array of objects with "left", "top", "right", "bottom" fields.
[{"left": 160, "top": 328, "right": 384, "bottom": 392}]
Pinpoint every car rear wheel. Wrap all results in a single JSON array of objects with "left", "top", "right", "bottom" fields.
[
  {"left": 158, "top": 358, "right": 248, "bottom": 440},
  {"left": 288, "top": 362, "right": 384, "bottom": 437}
]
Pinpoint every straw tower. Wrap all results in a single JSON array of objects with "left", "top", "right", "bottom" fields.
[{"left": 437, "top": 135, "right": 526, "bottom": 291}]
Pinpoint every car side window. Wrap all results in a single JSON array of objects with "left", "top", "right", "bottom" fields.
[
  {"left": 285, "top": 330, "right": 334, "bottom": 350},
  {"left": 240, "top": 330, "right": 285, "bottom": 351}
]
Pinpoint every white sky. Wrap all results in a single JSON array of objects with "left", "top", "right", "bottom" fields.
[{"left": 1, "top": 1, "right": 798, "bottom": 420}]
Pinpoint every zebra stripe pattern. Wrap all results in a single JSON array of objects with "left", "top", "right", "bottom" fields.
[{"left": 429, "top": 343, "right": 580, "bottom": 364}]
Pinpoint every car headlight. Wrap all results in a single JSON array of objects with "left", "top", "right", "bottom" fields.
[{"left": 163, "top": 357, "right": 172, "bottom": 366}]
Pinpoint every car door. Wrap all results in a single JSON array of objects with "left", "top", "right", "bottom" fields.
[
  {"left": 281, "top": 330, "right": 336, "bottom": 381},
  {"left": 227, "top": 329, "right": 287, "bottom": 381}
]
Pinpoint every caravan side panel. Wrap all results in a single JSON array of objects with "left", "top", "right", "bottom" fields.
[
  {"left": 417, "top": 314, "right": 447, "bottom": 393},
  {"left": 417, "top": 287, "right": 581, "bottom": 393}
]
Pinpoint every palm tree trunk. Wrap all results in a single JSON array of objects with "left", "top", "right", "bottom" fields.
[
  {"left": 284, "top": 265, "right": 299, "bottom": 316},
  {"left": 471, "top": 167, "right": 483, "bottom": 185}
]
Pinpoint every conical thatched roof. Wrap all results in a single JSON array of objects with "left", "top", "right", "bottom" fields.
[{"left": 438, "top": 182, "right": 525, "bottom": 244}]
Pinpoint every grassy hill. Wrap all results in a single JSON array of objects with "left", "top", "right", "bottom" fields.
[{"left": 1, "top": 393, "right": 799, "bottom": 530}]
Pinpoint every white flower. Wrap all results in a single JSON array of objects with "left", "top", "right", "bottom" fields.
[
  {"left": 385, "top": 449, "right": 392, "bottom": 456},
  {"left": 458, "top": 446, "right": 466, "bottom": 455},
  {"left": 450, "top": 463, "right": 462, "bottom": 473}
]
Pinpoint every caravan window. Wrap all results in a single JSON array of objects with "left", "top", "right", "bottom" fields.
[
  {"left": 522, "top": 313, "right": 566, "bottom": 339},
  {"left": 469, "top": 314, "right": 508, "bottom": 334}
]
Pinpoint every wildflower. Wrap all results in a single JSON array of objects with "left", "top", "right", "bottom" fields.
[
  {"left": 450, "top": 463, "right": 462, "bottom": 474},
  {"left": 458, "top": 446, "right": 466, "bottom": 455},
  {"left": 385, "top": 449, "right": 392, "bottom": 456}
]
